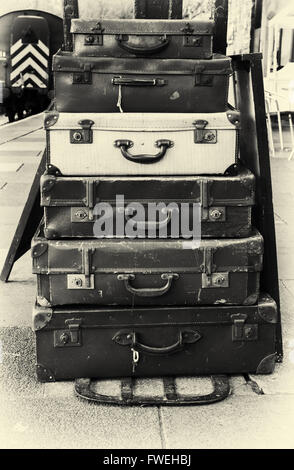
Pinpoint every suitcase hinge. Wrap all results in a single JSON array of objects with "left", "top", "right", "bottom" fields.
[
  {"left": 85, "top": 22, "right": 105, "bottom": 46},
  {"left": 231, "top": 314, "right": 258, "bottom": 342},
  {"left": 70, "top": 119, "right": 94, "bottom": 144},
  {"left": 73, "top": 63, "right": 93, "bottom": 84},
  {"left": 193, "top": 120, "right": 217, "bottom": 144},
  {"left": 201, "top": 247, "right": 229, "bottom": 288},
  {"left": 54, "top": 318, "right": 82, "bottom": 348},
  {"left": 67, "top": 247, "right": 95, "bottom": 290}
]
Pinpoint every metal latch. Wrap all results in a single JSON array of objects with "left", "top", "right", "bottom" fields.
[
  {"left": 70, "top": 179, "right": 96, "bottom": 222},
  {"left": 184, "top": 36, "right": 203, "bottom": 47},
  {"left": 73, "top": 63, "right": 93, "bottom": 84},
  {"left": 201, "top": 247, "right": 229, "bottom": 288},
  {"left": 67, "top": 247, "right": 97, "bottom": 291},
  {"left": 181, "top": 22, "right": 203, "bottom": 48},
  {"left": 54, "top": 319, "right": 82, "bottom": 348},
  {"left": 84, "top": 22, "right": 104, "bottom": 46},
  {"left": 202, "top": 272, "right": 229, "bottom": 288},
  {"left": 67, "top": 274, "right": 95, "bottom": 289},
  {"left": 70, "top": 120, "right": 94, "bottom": 144},
  {"left": 194, "top": 120, "right": 217, "bottom": 144},
  {"left": 194, "top": 65, "right": 213, "bottom": 87},
  {"left": 231, "top": 314, "right": 258, "bottom": 342}
]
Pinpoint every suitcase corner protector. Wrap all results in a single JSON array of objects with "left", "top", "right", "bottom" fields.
[
  {"left": 255, "top": 353, "right": 276, "bottom": 375},
  {"left": 226, "top": 109, "right": 241, "bottom": 128},
  {"left": 44, "top": 227, "right": 59, "bottom": 240},
  {"left": 31, "top": 242, "right": 48, "bottom": 259},
  {"left": 46, "top": 164, "right": 62, "bottom": 177},
  {"left": 33, "top": 303, "right": 53, "bottom": 331},
  {"left": 44, "top": 111, "right": 59, "bottom": 129},
  {"left": 242, "top": 293, "right": 259, "bottom": 306},
  {"left": 36, "top": 364, "right": 55, "bottom": 382},
  {"left": 41, "top": 174, "right": 57, "bottom": 194},
  {"left": 257, "top": 295, "right": 278, "bottom": 323}
]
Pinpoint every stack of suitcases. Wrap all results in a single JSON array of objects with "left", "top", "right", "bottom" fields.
[{"left": 32, "top": 9, "right": 278, "bottom": 404}]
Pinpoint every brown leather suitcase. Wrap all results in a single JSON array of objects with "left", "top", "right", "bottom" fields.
[
  {"left": 32, "top": 226, "right": 263, "bottom": 307},
  {"left": 33, "top": 294, "right": 277, "bottom": 383},
  {"left": 41, "top": 167, "right": 255, "bottom": 239},
  {"left": 71, "top": 19, "right": 214, "bottom": 59},
  {"left": 53, "top": 52, "right": 232, "bottom": 113}
]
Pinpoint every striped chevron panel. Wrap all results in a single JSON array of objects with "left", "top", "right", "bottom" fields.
[{"left": 10, "top": 39, "right": 49, "bottom": 88}]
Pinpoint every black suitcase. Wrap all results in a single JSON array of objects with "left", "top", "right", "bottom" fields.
[
  {"left": 53, "top": 52, "right": 232, "bottom": 113},
  {"left": 41, "top": 168, "right": 255, "bottom": 239},
  {"left": 33, "top": 294, "right": 277, "bottom": 382},
  {"left": 32, "top": 226, "right": 263, "bottom": 307},
  {"left": 71, "top": 19, "right": 214, "bottom": 59}
]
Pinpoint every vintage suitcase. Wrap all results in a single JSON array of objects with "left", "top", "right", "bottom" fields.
[
  {"left": 32, "top": 227, "right": 263, "bottom": 307},
  {"left": 41, "top": 167, "right": 255, "bottom": 239},
  {"left": 53, "top": 52, "right": 232, "bottom": 113},
  {"left": 33, "top": 294, "right": 277, "bottom": 382},
  {"left": 71, "top": 19, "right": 214, "bottom": 59},
  {"left": 45, "top": 110, "right": 240, "bottom": 176}
]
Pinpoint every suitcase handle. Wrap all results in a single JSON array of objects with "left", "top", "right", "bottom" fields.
[
  {"left": 117, "top": 273, "right": 179, "bottom": 297},
  {"left": 112, "top": 77, "right": 167, "bottom": 87},
  {"left": 113, "top": 329, "right": 200, "bottom": 355},
  {"left": 124, "top": 207, "right": 172, "bottom": 229},
  {"left": 115, "top": 35, "right": 170, "bottom": 55},
  {"left": 114, "top": 139, "right": 173, "bottom": 164}
]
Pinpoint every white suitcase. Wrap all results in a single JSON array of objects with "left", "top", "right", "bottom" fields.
[{"left": 45, "top": 111, "right": 240, "bottom": 176}]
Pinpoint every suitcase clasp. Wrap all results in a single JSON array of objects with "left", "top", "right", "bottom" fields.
[
  {"left": 193, "top": 120, "right": 217, "bottom": 144},
  {"left": 184, "top": 35, "right": 203, "bottom": 48},
  {"left": 84, "top": 22, "right": 105, "bottom": 46},
  {"left": 73, "top": 63, "right": 93, "bottom": 84},
  {"left": 194, "top": 65, "right": 214, "bottom": 87},
  {"left": 231, "top": 314, "right": 258, "bottom": 342},
  {"left": 54, "top": 319, "right": 82, "bottom": 348},
  {"left": 70, "top": 120, "right": 94, "bottom": 144},
  {"left": 201, "top": 247, "right": 229, "bottom": 288}
]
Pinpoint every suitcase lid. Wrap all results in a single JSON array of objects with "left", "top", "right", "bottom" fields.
[
  {"left": 44, "top": 111, "right": 240, "bottom": 131},
  {"left": 40, "top": 167, "right": 255, "bottom": 208},
  {"left": 71, "top": 19, "right": 214, "bottom": 35},
  {"left": 33, "top": 294, "right": 278, "bottom": 332},
  {"left": 53, "top": 51, "right": 232, "bottom": 75},
  {"left": 32, "top": 228, "right": 263, "bottom": 275}
]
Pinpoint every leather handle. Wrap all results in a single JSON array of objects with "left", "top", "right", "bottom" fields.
[
  {"left": 113, "top": 329, "right": 201, "bottom": 356},
  {"left": 114, "top": 139, "right": 173, "bottom": 164},
  {"left": 115, "top": 35, "right": 170, "bottom": 55},
  {"left": 131, "top": 331, "right": 191, "bottom": 355},
  {"left": 117, "top": 273, "right": 179, "bottom": 297},
  {"left": 124, "top": 208, "right": 172, "bottom": 230},
  {"left": 112, "top": 77, "right": 166, "bottom": 87}
]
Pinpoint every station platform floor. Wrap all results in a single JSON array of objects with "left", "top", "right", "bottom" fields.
[{"left": 0, "top": 114, "right": 293, "bottom": 449}]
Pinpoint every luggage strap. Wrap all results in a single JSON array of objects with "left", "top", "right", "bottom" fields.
[{"left": 75, "top": 375, "right": 230, "bottom": 406}]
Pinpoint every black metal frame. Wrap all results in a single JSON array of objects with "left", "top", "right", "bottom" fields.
[
  {"left": 75, "top": 375, "right": 231, "bottom": 406},
  {"left": 232, "top": 53, "right": 282, "bottom": 360}
]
